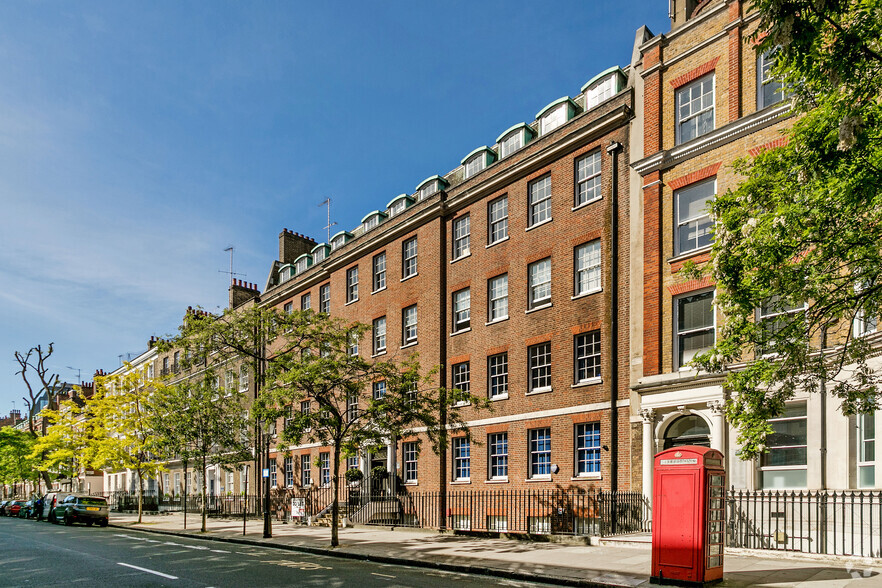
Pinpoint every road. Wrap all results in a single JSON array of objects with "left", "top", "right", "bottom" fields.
[{"left": 0, "top": 517, "right": 553, "bottom": 587}]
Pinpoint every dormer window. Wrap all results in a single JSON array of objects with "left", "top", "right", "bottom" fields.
[
  {"left": 330, "top": 230, "right": 352, "bottom": 251},
  {"left": 536, "top": 97, "right": 576, "bottom": 136},
  {"left": 310, "top": 243, "right": 330, "bottom": 263},
  {"left": 416, "top": 175, "right": 448, "bottom": 200},
  {"left": 361, "top": 211, "right": 387, "bottom": 233},
  {"left": 279, "top": 264, "right": 294, "bottom": 283},
  {"left": 386, "top": 194, "right": 414, "bottom": 217},
  {"left": 496, "top": 123, "right": 536, "bottom": 159},
  {"left": 582, "top": 67, "right": 625, "bottom": 110},
  {"left": 461, "top": 147, "right": 497, "bottom": 180},
  {"left": 294, "top": 254, "right": 312, "bottom": 275}
]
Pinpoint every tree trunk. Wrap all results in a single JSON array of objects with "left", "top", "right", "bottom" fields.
[
  {"left": 201, "top": 456, "right": 207, "bottom": 533},
  {"left": 331, "top": 444, "right": 341, "bottom": 547},
  {"left": 137, "top": 469, "right": 144, "bottom": 524}
]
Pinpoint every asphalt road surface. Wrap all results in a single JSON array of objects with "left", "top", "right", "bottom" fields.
[{"left": 0, "top": 517, "right": 554, "bottom": 587}]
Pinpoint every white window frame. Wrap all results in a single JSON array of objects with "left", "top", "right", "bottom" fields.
[
  {"left": 529, "top": 428, "right": 552, "bottom": 479},
  {"left": 319, "top": 453, "right": 330, "bottom": 487},
  {"left": 585, "top": 74, "right": 617, "bottom": 109},
  {"left": 464, "top": 153, "right": 486, "bottom": 179},
  {"left": 499, "top": 131, "right": 523, "bottom": 159},
  {"left": 372, "top": 252, "right": 387, "bottom": 292},
  {"left": 300, "top": 454, "right": 311, "bottom": 487},
  {"left": 372, "top": 381, "right": 386, "bottom": 400},
  {"left": 757, "top": 297, "right": 807, "bottom": 357},
  {"left": 575, "top": 151, "right": 602, "bottom": 207},
  {"left": 402, "top": 237, "right": 418, "bottom": 278},
  {"left": 488, "top": 196, "right": 508, "bottom": 245},
  {"left": 403, "top": 442, "right": 418, "bottom": 483},
  {"left": 402, "top": 305, "right": 418, "bottom": 345},
  {"left": 528, "top": 175, "right": 552, "bottom": 227},
  {"left": 760, "top": 402, "right": 808, "bottom": 489},
  {"left": 674, "top": 289, "right": 716, "bottom": 370},
  {"left": 575, "top": 240, "right": 601, "bottom": 296},
  {"left": 528, "top": 342, "right": 552, "bottom": 393},
  {"left": 284, "top": 456, "right": 294, "bottom": 488},
  {"left": 452, "top": 361, "right": 470, "bottom": 406},
  {"left": 488, "top": 432, "right": 508, "bottom": 480},
  {"left": 488, "top": 352, "right": 508, "bottom": 399},
  {"left": 301, "top": 293, "right": 311, "bottom": 310},
  {"left": 453, "top": 437, "right": 471, "bottom": 481},
  {"left": 575, "top": 422, "right": 601, "bottom": 476},
  {"left": 488, "top": 274, "right": 509, "bottom": 322},
  {"left": 372, "top": 317, "right": 386, "bottom": 355},
  {"left": 676, "top": 74, "right": 715, "bottom": 144},
  {"left": 528, "top": 258, "right": 552, "bottom": 309},
  {"left": 858, "top": 412, "right": 876, "bottom": 489},
  {"left": 675, "top": 178, "right": 715, "bottom": 255},
  {"left": 453, "top": 288, "right": 471, "bottom": 333},
  {"left": 575, "top": 331, "right": 601, "bottom": 383},
  {"left": 346, "top": 267, "right": 358, "bottom": 303},
  {"left": 453, "top": 215, "right": 471, "bottom": 259},
  {"left": 757, "top": 49, "right": 788, "bottom": 109},
  {"left": 540, "top": 105, "right": 566, "bottom": 135},
  {"left": 319, "top": 284, "right": 330, "bottom": 313}
]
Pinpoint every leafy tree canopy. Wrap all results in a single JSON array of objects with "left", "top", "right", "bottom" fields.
[{"left": 691, "top": 0, "right": 882, "bottom": 458}]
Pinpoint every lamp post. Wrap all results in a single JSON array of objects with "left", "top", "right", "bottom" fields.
[{"left": 262, "top": 422, "right": 272, "bottom": 539}]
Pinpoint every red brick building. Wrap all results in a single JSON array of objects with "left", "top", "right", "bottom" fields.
[{"left": 259, "top": 64, "right": 637, "bottom": 500}]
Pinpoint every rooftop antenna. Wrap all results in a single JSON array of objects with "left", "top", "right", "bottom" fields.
[
  {"left": 219, "top": 245, "right": 246, "bottom": 285},
  {"left": 319, "top": 198, "right": 337, "bottom": 243},
  {"left": 66, "top": 366, "right": 81, "bottom": 383}
]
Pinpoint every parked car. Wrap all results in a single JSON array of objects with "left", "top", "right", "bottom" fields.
[
  {"left": 0, "top": 500, "right": 9, "bottom": 515},
  {"left": 18, "top": 500, "right": 33, "bottom": 518},
  {"left": 6, "top": 500, "right": 25, "bottom": 517},
  {"left": 41, "top": 492, "right": 59, "bottom": 523},
  {"left": 52, "top": 495, "right": 109, "bottom": 527}
]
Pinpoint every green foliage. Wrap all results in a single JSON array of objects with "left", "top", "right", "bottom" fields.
[
  {"left": 30, "top": 393, "right": 95, "bottom": 481},
  {"left": 693, "top": 0, "right": 882, "bottom": 457},
  {"left": 0, "top": 428, "right": 39, "bottom": 488}
]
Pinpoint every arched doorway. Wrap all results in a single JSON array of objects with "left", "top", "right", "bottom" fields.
[{"left": 663, "top": 414, "right": 711, "bottom": 449}]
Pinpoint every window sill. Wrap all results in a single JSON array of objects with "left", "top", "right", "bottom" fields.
[
  {"left": 371, "top": 287, "right": 387, "bottom": 295},
  {"left": 572, "top": 288, "right": 602, "bottom": 301},
  {"left": 453, "top": 401, "right": 471, "bottom": 407},
  {"left": 400, "top": 341, "right": 418, "bottom": 349},
  {"left": 572, "top": 474, "right": 602, "bottom": 481},
  {"left": 525, "top": 303, "right": 552, "bottom": 314},
  {"left": 490, "top": 393, "right": 509, "bottom": 401},
  {"left": 526, "top": 218, "right": 553, "bottom": 232},
  {"left": 572, "top": 378, "right": 602, "bottom": 388},
  {"left": 404, "top": 481, "right": 418, "bottom": 486},
  {"left": 451, "top": 480, "right": 471, "bottom": 485},
  {"left": 345, "top": 298, "right": 359, "bottom": 306},
  {"left": 486, "top": 236, "right": 510, "bottom": 249},
  {"left": 668, "top": 245, "right": 712, "bottom": 265},
  {"left": 371, "top": 351, "right": 387, "bottom": 358},
  {"left": 450, "top": 253, "right": 472, "bottom": 264},
  {"left": 572, "top": 197, "right": 602, "bottom": 212},
  {"left": 525, "top": 477, "right": 551, "bottom": 482},
  {"left": 526, "top": 387, "right": 552, "bottom": 396},
  {"left": 401, "top": 272, "right": 418, "bottom": 283},
  {"left": 485, "top": 478, "right": 509, "bottom": 484},
  {"left": 450, "top": 328, "right": 472, "bottom": 337},
  {"left": 485, "top": 316, "right": 509, "bottom": 326}
]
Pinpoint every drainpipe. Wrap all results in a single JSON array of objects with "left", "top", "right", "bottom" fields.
[
  {"left": 438, "top": 205, "right": 449, "bottom": 531},
  {"left": 820, "top": 325, "right": 828, "bottom": 490},
  {"left": 607, "top": 140, "right": 622, "bottom": 497}
]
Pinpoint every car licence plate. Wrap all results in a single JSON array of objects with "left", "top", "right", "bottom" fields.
[{"left": 86, "top": 507, "right": 99, "bottom": 511}]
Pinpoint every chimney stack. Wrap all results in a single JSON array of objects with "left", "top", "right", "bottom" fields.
[{"left": 279, "top": 228, "right": 316, "bottom": 264}]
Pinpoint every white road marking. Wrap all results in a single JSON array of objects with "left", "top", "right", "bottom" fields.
[
  {"left": 371, "top": 573, "right": 395, "bottom": 578},
  {"left": 117, "top": 562, "right": 178, "bottom": 580},
  {"left": 210, "top": 549, "right": 230, "bottom": 553}
]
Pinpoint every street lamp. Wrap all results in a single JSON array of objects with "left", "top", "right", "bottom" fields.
[{"left": 261, "top": 420, "right": 273, "bottom": 539}]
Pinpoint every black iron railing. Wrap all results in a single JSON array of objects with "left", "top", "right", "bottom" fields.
[{"left": 727, "top": 489, "right": 882, "bottom": 557}]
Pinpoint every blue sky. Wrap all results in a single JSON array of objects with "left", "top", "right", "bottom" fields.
[{"left": 0, "top": 1, "right": 668, "bottom": 416}]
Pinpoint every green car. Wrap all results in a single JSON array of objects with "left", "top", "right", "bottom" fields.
[{"left": 52, "top": 494, "right": 109, "bottom": 527}]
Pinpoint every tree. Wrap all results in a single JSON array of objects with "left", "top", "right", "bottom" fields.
[
  {"left": 690, "top": 0, "right": 882, "bottom": 457},
  {"left": 148, "top": 375, "right": 251, "bottom": 532},
  {"left": 14, "top": 343, "right": 66, "bottom": 489},
  {"left": 0, "top": 428, "right": 39, "bottom": 497},
  {"left": 30, "top": 391, "right": 95, "bottom": 491},
  {"left": 255, "top": 311, "right": 484, "bottom": 548},
  {"left": 90, "top": 366, "right": 166, "bottom": 523}
]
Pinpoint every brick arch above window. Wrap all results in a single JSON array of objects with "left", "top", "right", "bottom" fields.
[
  {"left": 668, "top": 276, "right": 716, "bottom": 296},
  {"left": 670, "top": 56, "right": 720, "bottom": 89},
  {"left": 668, "top": 162, "right": 722, "bottom": 191}
]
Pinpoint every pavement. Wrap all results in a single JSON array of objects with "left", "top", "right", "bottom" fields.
[{"left": 109, "top": 512, "right": 882, "bottom": 587}]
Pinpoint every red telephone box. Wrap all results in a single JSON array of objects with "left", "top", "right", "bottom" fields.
[{"left": 651, "top": 446, "right": 725, "bottom": 586}]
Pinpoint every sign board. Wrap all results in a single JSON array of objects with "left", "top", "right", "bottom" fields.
[
  {"left": 262, "top": 468, "right": 270, "bottom": 478},
  {"left": 659, "top": 458, "right": 698, "bottom": 465},
  {"left": 291, "top": 498, "right": 305, "bottom": 518}
]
